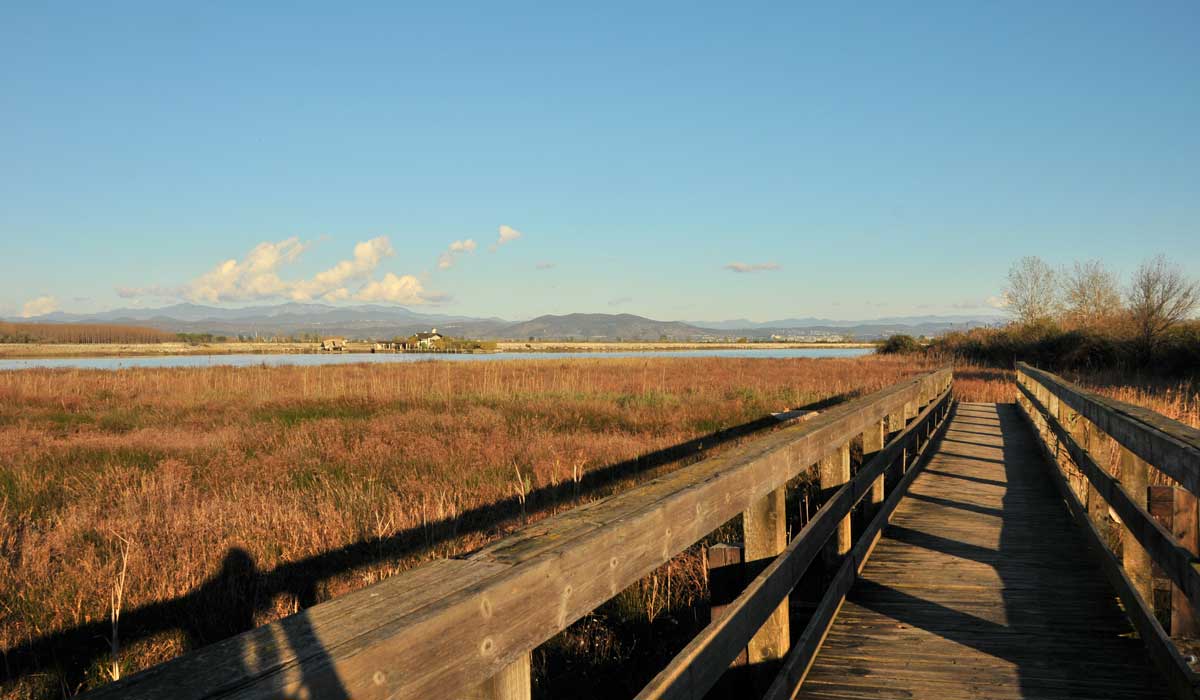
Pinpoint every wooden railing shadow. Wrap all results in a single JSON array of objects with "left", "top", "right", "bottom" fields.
[
  {"left": 847, "top": 404, "right": 1156, "bottom": 695},
  {"left": 1, "top": 393, "right": 855, "bottom": 694}
]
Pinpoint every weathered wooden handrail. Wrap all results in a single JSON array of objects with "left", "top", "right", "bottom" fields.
[
  {"left": 636, "top": 382, "right": 953, "bottom": 700},
  {"left": 1015, "top": 362, "right": 1200, "bottom": 700},
  {"left": 84, "top": 367, "right": 952, "bottom": 700}
]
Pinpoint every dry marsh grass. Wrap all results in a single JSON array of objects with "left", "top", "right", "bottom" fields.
[{"left": 1, "top": 355, "right": 935, "bottom": 698}]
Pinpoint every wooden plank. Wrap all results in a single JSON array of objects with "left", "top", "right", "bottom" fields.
[
  {"left": 84, "top": 371, "right": 952, "bottom": 700},
  {"left": 1018, "top": 362, "right": 1200, "bottom": 498},
  {"left": 633, "top": 388, "right": 953, "bottom": 700},
  {"left": 1017, "top": 399, "right": 1200, "bottom": 699},
  {"left": 761, "top": 397, "right": 953, "bottom": 700},
  {"left": 795, "top": 402, "right": 1170, "bottom": 700},
  {"left": 1018, "top": 381, "right": 1200, "bottom": 615}
]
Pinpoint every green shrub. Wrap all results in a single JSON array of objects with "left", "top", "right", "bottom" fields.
[{"left": 878, "top": 334, "right": 921, "bottom": 354}]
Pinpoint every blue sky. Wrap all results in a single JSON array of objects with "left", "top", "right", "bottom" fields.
[{"left": 2, "top": 1, "right": 1197, "bottom": 321}]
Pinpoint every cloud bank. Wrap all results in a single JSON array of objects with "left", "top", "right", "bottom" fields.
[{"left": 118, "top": 236, "right": 441, "bottom": 306}]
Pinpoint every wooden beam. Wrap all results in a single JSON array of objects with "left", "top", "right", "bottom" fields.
[
  {"left": 1018, "top": 381, "right": 1200, "bottom": 615},
  {"left": 634, "top": 388, "right": 953, "bottom": 700},
  {"left": 762, "top": 400, "right": 954, "bottom": 700},
  {"left": 1018, "top": 363, "right": 1200, "bottom": 498},
  {"left": 862, "top": 420, "right": 886, "bottom": 520},
  {"left": 1122, "top": 447, "right": 1154, "bottom": 607},
  {"left": 1173, "top": 489, "right": 1200, "bottom": 637},
  {"left": 470, "top": 653, "right": 531, "bottom": 700},
  {"left": 744, "top": 487, "right": 789, "bottom": 668},
  {"left": 819, "top": 442, "right": 852, "bottom": 572}
]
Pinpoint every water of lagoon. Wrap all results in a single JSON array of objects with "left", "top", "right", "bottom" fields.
[{"left": 0, "top": 347, "right": 873, "bottom": 371}]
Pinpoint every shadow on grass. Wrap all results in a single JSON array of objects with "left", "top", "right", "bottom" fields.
[{"left": 2, "top": 393, "right": 856, "bottom": 697}]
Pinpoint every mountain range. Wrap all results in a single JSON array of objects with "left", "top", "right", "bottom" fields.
[{"left": 11, "top": 303, "right": 1004, "bottom": 341}]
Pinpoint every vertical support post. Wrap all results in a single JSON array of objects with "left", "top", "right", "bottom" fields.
[
  {"left": 1045, "top": 391, "right": 1060, "bottom": 459},
  {"left": 1119, "top": 447, "right": 1153, "bottom": 606},
  {"left": 1057, "top": 402, "right": 1086, "bottom": 500},
  {"left": 744, "top": 486, "right": 789, "bottom": 667},
  {"left": 820, "top": 443, "right": 852, "bottom": 568},
  {"left": 705, "top": 543, "right": 748, "bottom": 668},
  {"left": 886, "top": 408, "right": 905, "bottom": 489},
  {"left": 902, "top": 400, "right": 916, "bottom": 466},
  {"left": 476, "top": 653, "right": 532, "bottom": 700},
  {"left": 1083, "top": 419, "right": 1109, "bottom": 538},
  {"left": 1172, "top": 489, "right": 1200, "bottom": 637},
  {"left": 863, "top": 419, "right": 886, "bottom": 519}
]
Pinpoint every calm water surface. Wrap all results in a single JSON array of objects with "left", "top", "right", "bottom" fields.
[{"left": 0, "top": 347, "right": 872, "bottom": 371}]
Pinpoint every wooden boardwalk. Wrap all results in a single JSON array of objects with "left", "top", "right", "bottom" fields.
[{"left": 798, "top": 403, "right": 1169, "bottom": 699}]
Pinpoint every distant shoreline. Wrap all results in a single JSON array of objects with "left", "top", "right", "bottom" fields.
[
  {"left": 495, "top": 341, "right": 874, "bottom": 352},
  {"left": 0, "top": 340, "right": 875, "bottom": 360}
]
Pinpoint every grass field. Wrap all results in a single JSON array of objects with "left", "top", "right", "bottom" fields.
[{"left": 1, "top": 356, "right": 1194, "bottom": 698}]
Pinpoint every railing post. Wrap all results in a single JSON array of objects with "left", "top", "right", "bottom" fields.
[
  {"left": 901, "top": 400, "right": 916, "bottom": 469},
  {"left": 1057, "top": 401, "right": 1088, "bottom": 501},
  {"left": 1083, "top": 419, "right": 1110, "bottom": 538},
  {"left": 1170, "top": 489, "right": 1200, "bottom": 637},
  {"left": 474, "top": 653, "right": 532, "bottom": 700},
  {"left": 743, "top": 485, "right": 789, "bottom": 669},
  {"left": 1119, "top": 447, "right": 1153, "bottom": 607},
  {"left": 820, "top": 442, "right": 852, "bottom": 567},
  {"left": 863, "top": 419, "right": 886, "bottom": 518}
]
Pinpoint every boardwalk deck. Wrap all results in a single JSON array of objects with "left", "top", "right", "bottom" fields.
[{"left": 798, "top": 402, "right": 1169, "bottom": 700}]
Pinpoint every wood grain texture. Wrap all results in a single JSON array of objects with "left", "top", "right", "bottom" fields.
[
  {"left": 1017, "top": 398, "right": 1198, "bottom": 700},
  {"left": 795, "top": 403, "right": 1169, "bottom": 700},
  {"left": 1017, "top": 363, "right": 1200, "bottom": 497},
  {"left": 1017, "top": 380, "right": 1200, "bottom": 617},
  {"left": 635, "top": 389, "right": 952, "bottom": 700}
]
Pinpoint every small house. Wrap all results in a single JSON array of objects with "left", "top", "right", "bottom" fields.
[{"left": 415, "top": 329, "right": 443, "bottom": 349}]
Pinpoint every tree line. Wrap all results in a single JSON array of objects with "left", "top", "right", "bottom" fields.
[
  {"left": 883, "top": 254, "right": 1200, "bottom": 375},
  {"left": 0, "top": 322, "right": 178, "bottom": 344},
  {"left": 1004, "top": 254, "right": 1199, "bottom": 359}
]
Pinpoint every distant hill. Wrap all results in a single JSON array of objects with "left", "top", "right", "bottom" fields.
[
  {"left": 493, "top": 313, "right": 709, "bottom": 341},
  {"left": 10, "top": 304, "right": 1004, "bottom": 341}
]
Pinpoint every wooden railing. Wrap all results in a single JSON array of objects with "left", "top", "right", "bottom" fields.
[
  {"left": 1015, "top": 362, "right": 1200, "bottom": 700},
  {"left": 85, "top": 368, "right": 953, "bottom": 700}
]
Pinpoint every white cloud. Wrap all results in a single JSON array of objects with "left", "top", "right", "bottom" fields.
[
  {"left": 724, "top": 262, "right": 781, "bottom": 273},
  {"left": 490, "top": 225, "right": 523, "bottom": 251},
  {"left": 438, "top": 239, "right": 478, "bottom": 270},
  {"left": 290, "top": 236, "right": 393, "bottom": 300},
  {"left": 117, "top": 236, "right": 442, "bottom": 306},
  {"left": 186, "top": 237, "right": 310, "bottom": 303},
  {"left": 986, "top": 294, "right": 1010, "bottom": 309},
  {"left": 354, "top": 273, "right": 437, "bottom": 304},
  {"left": 21, "top": 295, "right": 59, "bottom": 318}
]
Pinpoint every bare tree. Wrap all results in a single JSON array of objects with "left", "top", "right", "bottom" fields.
[
  {"left": 1127, "top": 255, "right": 1199, "bottom": 357},
  {"left": 1062, "top": 260, "right": 1122, "bottom": 328},
  {"left": 1004, "top": 256, "right": 1060, "bottom": 324}
]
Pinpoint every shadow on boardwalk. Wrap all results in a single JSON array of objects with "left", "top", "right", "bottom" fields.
[
  {"left": 798, "top": 404, "right": 1165, "bottom": 699},
  {"left": 2, "top": 393, "right": 854, "bottom": 697}
]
